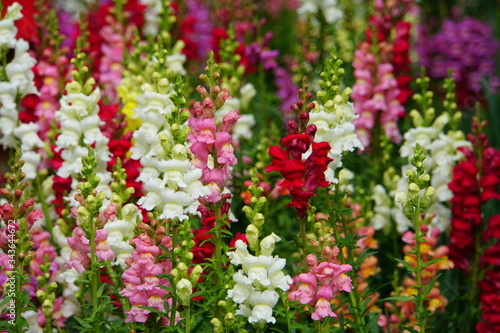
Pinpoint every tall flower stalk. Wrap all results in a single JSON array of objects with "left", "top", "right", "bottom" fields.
[
  {"left": 0, "top": 150, "right": 43, "bottom": 332},
  {"left": 395, "top": 144, "right": 439, "bottom": 333}
]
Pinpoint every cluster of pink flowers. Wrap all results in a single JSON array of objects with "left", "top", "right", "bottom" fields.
[
  {"left": 188, "top": 85, "right": 240, "bottom": 204},
  {"left": 66, "top": 205, "right": 116, "bottom": 273},
  {"left": 99, "top": 24, "right": 125, "bottom": 104},
  {"left": 34, "top": 57, "right": 66, "bottom": 137},
  {"left": 351, "top": 0, "right": 415, "bottom": 150},
  {"left": 121, "top": 233, "right": 177, "bottom": 324},
  {"left": 351, "top": 44, "right": 404, "bottom": 149},
  {"left": 288, "top": 247, "right": 353, "bottom": 320}
]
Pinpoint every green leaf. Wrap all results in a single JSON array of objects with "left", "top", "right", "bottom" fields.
[
  {"left": 422, "top": 258, "right": 444, "bottom": 269},
  {"left": 423, "top": 273, "right": 442, "bottom": 298},
  {"left": 138, "top": 305, "right": 168, "bottom": 316},
  {"left": 401, "top": 325, "right": 419, "bottom": 333},
  {"left": 394, "top": 258, "right": 416, "bottom": 273},
  {"left": 74, "top": 316, "right": 93, "bottom": 330},
  {"left": 384, "top": 296, "right": 413, "bottom": 302}
]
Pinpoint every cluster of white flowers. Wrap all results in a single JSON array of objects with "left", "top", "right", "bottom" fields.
[
  {"left": 395, "top": 113, "right": 469, "bottom": 232},
  {"left": 297, "top": 0, "right": 343, "bottom": 24},
  {"left": 55, "top": 81, "right": 111, "bottom": 203},
  {"left": 0, "top": 3, "right": 44, "bottom": 179},
  {"left": 104, "top": 203, "right": 141, "bottom": 268},
  {"left": 131, "top": 79, "right": 208, "bottom": 220},
  {"left": 309, "top": 100, "right": 363, "bottom": 183},
  {"left": 371, "top": 112, "right": 470, "bottom": 232},
  {"left": 139, "top": 0, "right": 162, "bottom": 36},
  {"left": 227, "top": 234, "right": 292, "bottom": 326},
  {"left": 54, "top": 0, "right": 93, "bottom": 18}
]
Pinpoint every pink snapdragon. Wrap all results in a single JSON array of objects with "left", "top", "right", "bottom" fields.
[
  {"left": 288, "top": 248, "right": 353, "bottom": 320},
  {"left": 121, "top": 233, "right": 177, "bottom": 324},
  {"left": 30, "top": 228, "right": 58, "bottom": 276},
  {"left": 351, "top": 43, "right": 404, "bottom": 149},
  {"left": 99, "top": 25, "right": 124, "bottom": 103},
  {"left": 66, "top": 227, "right": 91, "bottom": 273},
  {"left": 66, "top": 225, "right": 115, "bottom": 273},
  {"left": 188, "top": 86, "right": 240, "bottom": 204}
]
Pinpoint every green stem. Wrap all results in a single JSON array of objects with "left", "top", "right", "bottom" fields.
[
  {"left": 185, "top": 304, "right": 191, "bottom": 333},
  {"left": 89, "top": 216, "right": 101, "bottom": 333},
  {"left": 170, "top": 222, "right": 179, "bottom": 328},
  {"left": 465, "top": 227, "right": 484, "bottom": 332},
  {"left": 12, "top": 189, "right": 23, "bottom": 332},
  {"left": 14, "top": 255, "right": 23, "bottom": 332},
  {"left": 213, "top": 202, "right": 224, "bottom": 319},
  {"left": 105, "top": 264, "right": 129, "bottom": 313},
  {"left": 280, "top": 292, "right": 291, "bottom": 333},
  {"left": 413, "top": 201, "right": 426, "bottom": 333},
  {"left": 34, "top": 176, "right": 55, "bottom": 242},
  {"left": 326, "top": 188, "right": 365, "bottom": 330}
]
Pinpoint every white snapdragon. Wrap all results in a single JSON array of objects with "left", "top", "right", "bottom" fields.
[
  {"left": 132, "top": 81, "right": 209, "bottom": 220},
  {"left": 0, "top": 4, "right": 42, "bottom": 178},
  {"left": 227, "top": 237, "right": 292, "bottom": 325},
  {"left": 393, "top": 114, "right": 470, "bottom": 232},
  {"left": 6, "top": 40, "right": 37, "bottom": 95},
  {"left": 371, "top": 111, "right": 471, "bottom": 232},
  {"left": 140, "top": 0, "right": 162, "bottom": 36},
  {"left": 308, "top": 101, "right": 363, "bottom": 183},
  {"left": 298, "top": 0, "right": 343, "bottom": 24},
  {"left": 371, "top": 185, "right": 392, "bottom": 231},
  {"left": 55, "top": 82, "right": 111, "bottom": 202},
  {"left": 54, "top": 0, "right": 91, "bottom": 18},
  {"left": 104, "top": 203, "right": 140, "bottom": 268}
]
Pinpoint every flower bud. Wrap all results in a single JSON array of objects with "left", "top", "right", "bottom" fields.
[
  {"left": 408, "top": 183, "right": 420, "bottom": 203},
  {"left": 260, "top": 233, "right": 280, "bottom": 256},
  {"left": 395, "top": 191, "right": 409, "bottom": 206},
  {"left": 252, "top": 213, "right": 265, "bottom": 228},
  {"left": 224, "top": 312, "right": 235, "bottom": 324},
  {"left": 421, "top": 186, "right": 436, "bottom": 208},
  {"left": 175, "top": 278, "right": 193, "bottom": 305},
  {"left": 42, "top": 299, "right": 53, "bottom": 316},
  {"left": 211, "top": 318, "right": 223, "bottom": 333},
  {"left": 189, "top": 265, "right": 203, "bottom": 284},
  {"left": 177, "top": 262, "right": 188, "bottom": 274},
  {"left": 246, "top": 224, "right": 259, "bottom": 251}
]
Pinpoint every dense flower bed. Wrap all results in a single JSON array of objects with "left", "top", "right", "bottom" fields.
[{"left": 0, "top": 0, "right": 499, "bottom": 332}]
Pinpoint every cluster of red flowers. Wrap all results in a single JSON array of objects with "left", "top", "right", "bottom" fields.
[
  {"left": 448, "top": 120, "right": 500, "bottom": 332},
  {"left": 77, "top": 0, "right": 145, "bottom": 80},
  {"left": 266, "top": 91, "right": 332, "bottom": 218},
  {"left": 99, "top": 103, "right": 143, "bottom": 197},
  {"left": 365, "top": 0, "right": 413, "bottom": 104}
]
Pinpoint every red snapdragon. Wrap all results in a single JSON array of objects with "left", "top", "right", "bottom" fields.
[{"left": 266, "top": 83, "right": 333, "bottom": 218}]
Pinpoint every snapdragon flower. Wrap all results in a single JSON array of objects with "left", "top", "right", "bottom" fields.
[
  {"left": 227, "top": 237, "right": 292, "bottom": 325},
  {"left": 297, "top": 0, "right": 343, "bottom": 24},
  {"left": 0, "top": 4, "right": 42, "bottom": 178},
  {"left": 309, "top": 101, "right": 363, "bottom": 183},
  {"left": 55, "top": 81, "right": 111, "bottom": 203},
  {"left": 131, "top": 72, "right": 208, "bottom": 220},
  {"left": 391, "top": 113, "right": 470, "bottom": 232}
]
